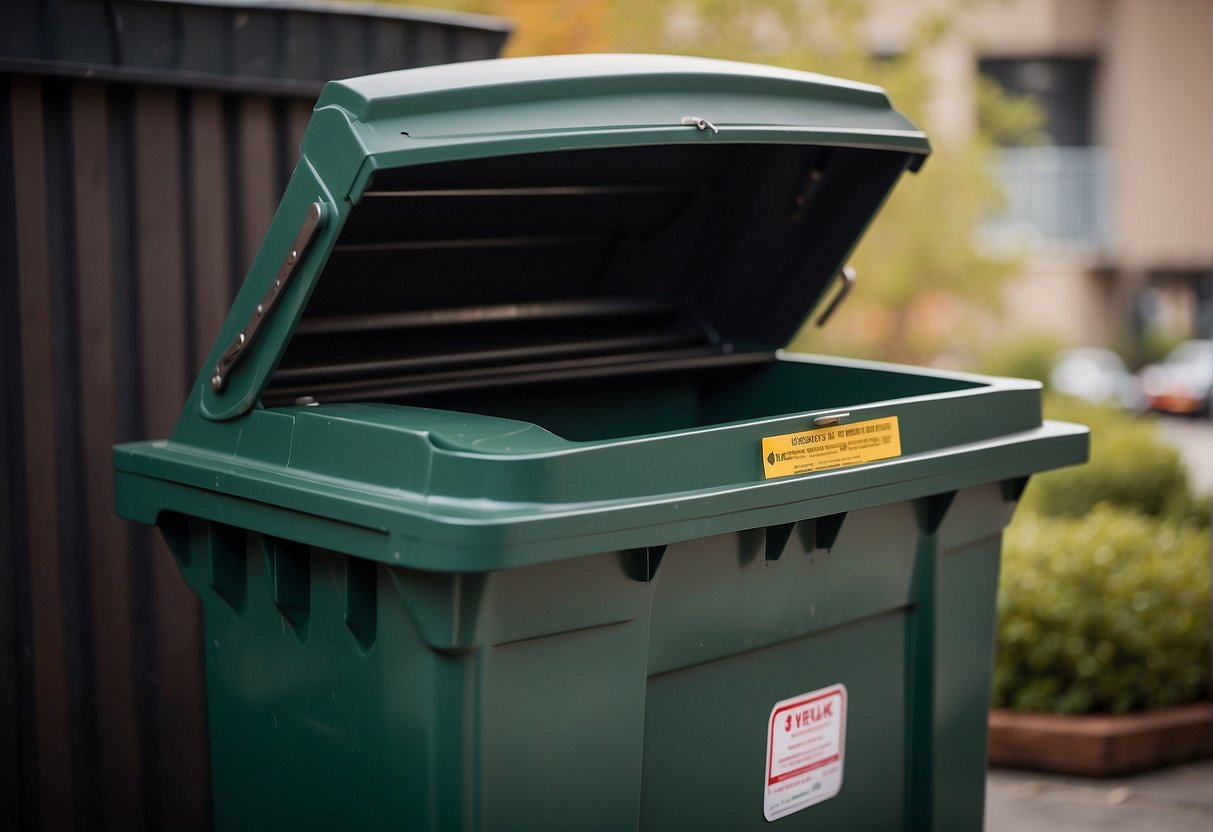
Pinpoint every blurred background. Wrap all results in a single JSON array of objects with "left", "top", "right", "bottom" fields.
[{"left": 1, "top": 0, "right": 1209, "bottom": 830}]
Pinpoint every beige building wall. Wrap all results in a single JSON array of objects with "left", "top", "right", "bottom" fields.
[
  {"left": 1001, "top": 255, "right": 1117, "bottom": 345},
  {"left": 868, "top": 0, "right": 1213, "bottom": 347},
  {"left": 1102, "top": 0, "right": 1213, "bottom": 272},
  {"left": 965, "top": 0, "right": 1106, "bottom": 56}
]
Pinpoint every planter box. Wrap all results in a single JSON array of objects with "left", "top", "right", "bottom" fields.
[{"left": 988, "top": 703, "right": 1213, "bottom": 777}]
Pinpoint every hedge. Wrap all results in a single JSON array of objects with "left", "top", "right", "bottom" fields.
[
  {"left": 1019, "top": 395, "right": 1203, "bottom": 523},
  {"left": 994, "top": 505, "right": 1210, "bottom": 714},
  {"left": 994, "top": 396, "right": 1210, "bottom": 714}
]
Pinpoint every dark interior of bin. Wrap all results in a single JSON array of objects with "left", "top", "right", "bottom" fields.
[{"left": 265, "top": 141, "right": 983, "bottom": 440}]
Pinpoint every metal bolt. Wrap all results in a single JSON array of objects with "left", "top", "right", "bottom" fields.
[{"left": 211, "top": 373, "right": 223, "bottom": 391}]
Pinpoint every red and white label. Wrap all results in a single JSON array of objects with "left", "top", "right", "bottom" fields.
[{"left": 763, "top": 683, "right": 847, "bottom": 822}]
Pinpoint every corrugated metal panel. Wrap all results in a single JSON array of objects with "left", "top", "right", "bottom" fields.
[
  {"left": 0, "top": 2, "right": 508, "bottom": 829},
  {"left": 0, "top": 0, "right": 510, "bottom": 93}
]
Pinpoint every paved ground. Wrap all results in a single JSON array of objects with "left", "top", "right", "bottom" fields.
[
  {"left": 1154, "top": 415, "right": 1213, "bottom": 497},
  {"left": 985, "top": 759, "right": 1213, "bottom": 831}
]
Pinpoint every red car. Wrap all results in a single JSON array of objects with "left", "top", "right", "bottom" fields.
[{"left": 1139, "top": 339, "right": 1213, "bottom": 416}]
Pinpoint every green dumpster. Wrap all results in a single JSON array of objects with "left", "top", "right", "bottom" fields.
[{"left": 113, "top": 54, "right": 1087, "bottom": 831}]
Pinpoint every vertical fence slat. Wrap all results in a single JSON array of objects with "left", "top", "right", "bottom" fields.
[
  {"left": 11, "top": 75, "right": 74, "bottom": 832},
  {"left": 237, "top": 96, "right": 278, "bottom": 275},
  {"left": 71, "top": 81, "right": 144, "bottom": 832},
  {"left": 42, "top": 76, "right": 99, "bottom": 832},
  {"left": 287, "top": 97, "right": 312, "bottom": 167},
  {"left": 132, "top": 85, "right": 210, "bottom": 832},
  {"left": 1, "top": 73, "right": 30, "bottom": 832},
  {"left": 188, "top": 91, "right": 234, "bottom": 370},
  {"left": 106, "top": 84, "right": 164, "bottom": 832}
]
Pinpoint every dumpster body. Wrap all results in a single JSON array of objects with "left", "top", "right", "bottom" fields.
[{"left": 113, "top": 54, "right": 1087, "bottom": 831}]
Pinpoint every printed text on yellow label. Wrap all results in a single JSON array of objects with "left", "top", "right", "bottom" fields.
[{"left": 761, "top": 416, "right": 901, "bottom": 479}]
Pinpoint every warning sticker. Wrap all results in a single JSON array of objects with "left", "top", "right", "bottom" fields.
[
  {"left": 762, "top": 416, "right": 901, "bottom": 480},
  {"left": 764, "top": 684, "right": 847, "bottom": 822}
]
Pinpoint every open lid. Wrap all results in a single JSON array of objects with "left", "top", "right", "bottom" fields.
[{"left": 194, "top": 54, "right": 929, "bottom": 422}]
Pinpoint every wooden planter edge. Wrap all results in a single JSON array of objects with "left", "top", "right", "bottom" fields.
[{"left": 988, "top": 702, "right": 1213, "bottom": 777}]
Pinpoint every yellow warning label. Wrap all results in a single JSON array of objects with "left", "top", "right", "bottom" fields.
[{"left": 761, "top": 416, "right": 901, "bottom": 479}]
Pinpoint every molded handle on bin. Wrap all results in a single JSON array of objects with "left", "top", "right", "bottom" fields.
[{"left": 814, "top": 265, "right": 855, "bottom": 327}]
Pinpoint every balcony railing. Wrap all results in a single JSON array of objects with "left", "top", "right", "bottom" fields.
[{"left": 983, "top": 146, "right": 1112, "bottom": 253}]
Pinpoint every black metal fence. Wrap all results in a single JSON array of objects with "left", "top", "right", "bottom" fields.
[{"left": 0, "top": 2, "right": 508, "bottom": 829}]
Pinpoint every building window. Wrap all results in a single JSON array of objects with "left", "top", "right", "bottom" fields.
[
  {"left": 979, "top": 58, "right": 1097, "bottom": 146},
  {"left": 979, "top": 56, "right": 1109, "bottom": 251}
]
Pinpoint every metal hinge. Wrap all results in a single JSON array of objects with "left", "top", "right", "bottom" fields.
[
  {"left": 211, "top": 201, "right": 327, "bottom": 392},
  {"left": 680, "top": 115, "right": 719, "bottom": 133}
]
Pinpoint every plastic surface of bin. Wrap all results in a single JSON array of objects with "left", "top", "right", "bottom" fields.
[{"left": 113, "top": 54, "right": 1088, "bottom": 831}]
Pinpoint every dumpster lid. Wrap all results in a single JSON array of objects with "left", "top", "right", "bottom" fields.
[{"left": 197, "top": 54, "right": 930, "bottom": 420}]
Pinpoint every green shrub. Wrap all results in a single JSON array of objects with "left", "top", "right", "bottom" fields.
[
  {"left": 1163, "top": 486, "right": 1213, "bottom": 530},
  {"left": 1020, "top": 395, "right": 1202, "bottom": 522},
  {"left": 995, "top": 505, "right": 1210, "bottom": 714},
  {"left": 975, "top": 332, "right": 1068, "bottom": 384}
]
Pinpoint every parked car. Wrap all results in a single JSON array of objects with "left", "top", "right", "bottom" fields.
[
  {"left": 1138, "top": 339, "right": 1213, "bottom": 417},
  {"left": 1050, "top": 347, "right": 1145, "bottom": 411}
]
